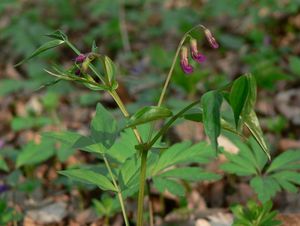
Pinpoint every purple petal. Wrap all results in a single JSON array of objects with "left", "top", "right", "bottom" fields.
[
  {"left": 192, "top": 52, "right": 206, "bottom": 63},
  {"left": 75, "top": 54, "right": 86, "bottom": 63},
  {"left": 180, "top": 60, "right": 194, "bottom": 74}
]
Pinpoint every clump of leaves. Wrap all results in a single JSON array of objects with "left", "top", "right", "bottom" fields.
[
  {"left": 231, "top": 200, "right": 281, "bottom": 226},
  {"left": 221, "top": 137, "right": 300, "bottom": 203}
]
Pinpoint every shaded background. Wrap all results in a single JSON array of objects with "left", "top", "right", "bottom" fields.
[{"left": 0, "top": 0, "right": 300, "bottom": 225}]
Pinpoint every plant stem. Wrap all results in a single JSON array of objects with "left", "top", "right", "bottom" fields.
[
  {"left": 137, "top": 149, "right": 148, "bottom": 226},
  {"left": 118, "top": 0, "right": 132, "bottom": 54},
  {"left": 103, "top": 155, "right": 129, "bottom": 226},
  {"left": 109, "top": 90, "right": 143, "bottom": 144},
  {"left": 147, "top": 179, "right": 154, "bottom": 226}
]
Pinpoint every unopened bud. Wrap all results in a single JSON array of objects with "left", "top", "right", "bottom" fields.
[{"left": 204, "top": 28, "right": 219, "bottom": 49}]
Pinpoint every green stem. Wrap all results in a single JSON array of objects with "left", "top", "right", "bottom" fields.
[
  {"left": 147, "top": 179, "right": 154, "bottom": 226},
  {"left": 103, "top": 155, "right": 129, "bottom": 226},
  {"left": 109, "top": 90, "right": 143, "bottom": 144},
  {"left": 137, "top": 150, "right": 148, "bottom": 226},
  {"left": 148, "top": 100, "right": 201, "bottom": 147}
]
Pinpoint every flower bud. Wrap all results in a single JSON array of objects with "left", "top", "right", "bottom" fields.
[
  {"left": 204, "top": 28, "right": 219, "bottom": 49},
  {"left": 180, "top": 46, "right": 193, "bottom": 74},
  {"left": 75, "top": 54, "right": 87, "bottom": 63},
  {"left": 190, "top": 38, "right": 206, "bottom": 64}
]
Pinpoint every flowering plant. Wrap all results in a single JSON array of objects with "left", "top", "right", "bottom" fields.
[{"left": 16, "top": 24, "right": 270, "bottom": 226}]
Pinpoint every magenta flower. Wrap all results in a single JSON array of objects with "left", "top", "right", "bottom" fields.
[
  {"left": 190, "top": 38, "right": 206, "bottom": 63},
  {"left": 180, "top": 46, "right": 193, "bottom": 74},
  {"left": 75, "top": 54, "right": 87, "bottom": 63},
  {"left": 204, "top": 28, "right": 219, "bottom": 49}
]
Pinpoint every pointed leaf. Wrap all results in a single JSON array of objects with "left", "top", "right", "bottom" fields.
[
  {"left": 159, "top": 167, "right": 221, "bottom": 181},
  {"left": 16, "top": 140, "right": 55, "bottom": 168},
  {"left": 0, "top": 156, "right": 8, "bottom": 172},
  {"left": 90, "top": 103, "right": 118, "bottom": 151},
  {"left": 101, "top": 56, "right": 116, "bottom": 84},
  {"left": 230, "top": 75, "right": 249, "bottom": 127},
  {"left": 153, "top": 177, "right": 185, "bottom": 196},
  {"left": 127, "top": 106, "right": 172, "bottom": 127},
  {"left": 59, "top": 169, "right": 116, "bottom": 191},
  {"left": 201, "top": 90, "right": 223, "bottom": 152},
  {"left": 15, "top": 40, "right": 65, "bottom": 66},
  {"left": 267, "top": 150, "right": 300, "bottom": 173},
  {"left": 244, "top": 110, "right": 270, "bottom": 159}
]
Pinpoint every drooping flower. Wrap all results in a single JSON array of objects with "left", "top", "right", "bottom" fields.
[
  {"left": 75, "top": 54, "right": 87, "bottom": 63},
  {"left": 190, "top": 38, "right": 206, "bottom": 64},
  {"left": 180, "top": 46, "right": 193, "bottom": 74},
  {"left": 204, "top": 28, "right": 219, "bottom": 49}
]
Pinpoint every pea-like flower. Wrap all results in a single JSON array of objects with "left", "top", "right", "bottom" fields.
[
  {"left": 75, "top": 54, "right": 87, "bottom": 63},
  {"left": 190, "top": 38, "right": 206, "bottom": 64},
  {"left": 180, "top": 46, "right": 193, "bottom": 74},
  {"left": 204, "top": 28, "right": 219, "bottom": 49}
]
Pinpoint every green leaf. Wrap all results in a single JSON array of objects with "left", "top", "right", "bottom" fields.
[
  {"left": 101, "top": 56, "right": 116, "bottom": 84},
  {"left": 16, "top": 140, "right": 55, "bottom": 168},
  {"left": 244, "top": 110, "right": 270, "bottom": 159},
  {"left": 153, "top": 177, "right": 185, "bottom": 196},
  {"left": 289, "top": 56, "right": 300, "bottom": 76},
  {"left": 15, "top": 40, "right": 65, "bottom": 66},
  {"left": 230, "top": 75, "right": 249, "bottom": 127},
  {"left": 59, "top": 169, "right": 117, "bottom": 191},
  {"left": 90, "top": 103, "right": 118, "bottom": 151},
  {"left": 250, "top": 176, "right": 281, "bottom": 203},
  {"left": 152, "top": 142, "right": 215, "bottom": 176},
  {"left": 220, "top": 137, "right": 268, "bottom": 176},
  {"left": 127, "top": 106, "right": 172, "bottom": 127},
  {"left": 0, "top": 156, "right": 9, "bottom": 172},
  {"left": 42, "top": 131, "right": 81, "bottom": 146},
  {"left": 12, "top": 116, "right": 52, "bottom": 131},
  {"left": 267, "top": 150, "right": 300, "bottom": 173},
  {"left": 201, "top": 90, "right": 223, "bottom": 152},
  {"left": 235, "top": 74, "right": 270, "bottom": 159},
  {"left": 159, "top": 167, "right": 221, "bottom": 181}
]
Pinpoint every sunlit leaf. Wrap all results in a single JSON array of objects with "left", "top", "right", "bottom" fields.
[
  {"left": 15, "top": 40, "right": 65, "bottom": 66},
  {"left": 59, "top": 169, "right": 117, "bottom": 191},
  {"left": 127, "top": 106, "right": 172, "bottom": 127}
]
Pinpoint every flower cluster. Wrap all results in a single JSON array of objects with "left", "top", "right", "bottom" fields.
[{"left": 180, "top": 28, "right": 219, "bottom": 74}]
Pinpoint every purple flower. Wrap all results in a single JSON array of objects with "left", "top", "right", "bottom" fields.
[
  {"left": 180, "top": 46, "right": 194, "bottom": 74},
  {"left": 0, "top": 184, "right": 9, "bottom": 194},
  {"left": 204, "top": 28, "right": 219, "bottom": 49},
  {"left": 190, "top": 38, "right": 206, "bottom": 63},
  {"left": 75, "top": 54, "right": 87, "bottom": 63}
]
